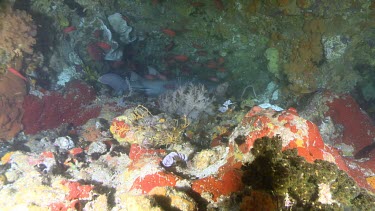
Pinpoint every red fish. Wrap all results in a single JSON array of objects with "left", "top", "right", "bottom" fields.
[
  {"left": 190, "top": 2, "right": 205, "bottom": 7},
  {"left": 217, "top": 67, "right": 226, "bottom": 72},
  {"left": 8, "top": 67, "right": 27, "bottom": 81},
  {"left": 195, "top": 50, "right": 208, "bottom": 56},
  {"left": 93, "top": 29, "right": 103, "bottom": 38},
  {"left": 163, "top": 84, "right": 176, "bottom": 89},
  {"left": 217, "top": 57, "right": 225, "bottom": 65},
  {"left": 213, "top": 0, "right": 224, "bottom": 10},
  {"left": 205, "top": 60, "right": 217, "bottom": 69},
  {"left": 208, "top": 76, "right": 219, "bottom": 82},
  {"left": 111, "top": 60, "right": 125, "bottom": 69},
  {"left": 164, "top": 41, "right": 175, "bottom": 51},
  {"left": 96, "top": 42, "right": 111, "bottom": 51},
  {"left": 173, "top": 55, "right": 189, "bottom": 62},
  {"left": 63, "top": 26, "right": 76, "bottom": 34},
  {"left": 87, "top": 43, "right": 104, "bottom": 61},
  {"left": 162, "top": 28, "right": 176, "bottom": 37},
  {"left": 157, "top": 74, "right": 168, "bottom": 81},
  {"left": 192, "top": 43, "right": 204, "bottom": 49},
  {"left": 152, "top": 0, "right": 160, "bottom": 6},
  {"left": 144, "top": 74, "right": 157, "bottom": 80}
]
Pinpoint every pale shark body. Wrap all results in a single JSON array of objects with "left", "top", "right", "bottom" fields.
[
  {"left": 98, "top": 72, "right": 182, "bottom": 96},
  {"left": 98, "top": 71, "right": 218, "bottom": 97}
]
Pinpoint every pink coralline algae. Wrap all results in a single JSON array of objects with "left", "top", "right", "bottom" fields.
[{"left": 22, "top": 80, "right": 101, "bottom": 134}]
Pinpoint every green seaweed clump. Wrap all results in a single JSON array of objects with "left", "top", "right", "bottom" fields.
[
  {"left": 82, "top": 65, "right": 99, "bottom": 83},
  {"left": 241, "top": 136, "right": 375, "bottom": 209}
]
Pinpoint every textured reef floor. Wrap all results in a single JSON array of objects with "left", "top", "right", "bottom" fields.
[{"left": 0, "top": 83, "right": 375, "bottom": 210}]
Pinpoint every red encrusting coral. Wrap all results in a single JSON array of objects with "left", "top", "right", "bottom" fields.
[
  {"left": 62, "top": 180, "right": 94, "bottom": 200},
  {"left": 131, "top": 171, "right": 179, "bottom": 193},
  {"left": 192, "top": 161, "right": 243, "bottom": 201},
  {"left": 49, "top": 180, "right": 93, "bottom": 211},
  {"left": 240, "top": 106, "right": 329, "bottom": 163},
  {"left": 22, "top": 80, "right": 101, "bottom": 134},
  {"left": 239, "top": 104, "right": 375, "bottom": 192},
  {"left": 326, "top": 94, "right": 375, "bottom": 154}
]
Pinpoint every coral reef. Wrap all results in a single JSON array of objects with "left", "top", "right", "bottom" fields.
[
  {"left": 1, "top": 102, "right": 375, "bottom": 209},
  {"left": 0, "top": 0, "right": 373, "bottom": 210},
  {"left": 22, "top": 81, "right": 101, "bottom": 134},
  {"left": 0, "top": 6, "right": 36, "bottom": 66},
  {"left": 158, "top": 83, "right": 215, "bottom": 122}
]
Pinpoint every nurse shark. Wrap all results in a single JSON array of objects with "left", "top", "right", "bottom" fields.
[{"left": 98, "top": 71, "right": 219, "bottom": 97}]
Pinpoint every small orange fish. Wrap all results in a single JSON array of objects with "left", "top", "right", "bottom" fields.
[
  {"left": 69, "top": 148, "right": 84, "bottom": 156},
  {"left": 162, "top": 28, "right": 176, "bottom": 37},
  {"left": 144, "top": 74, "right": 157, "bottom": 80},
  {"left": 213, "top": 0, "right": 224, "bottom": 10},
  {"left": 192, "top": 43, "right": 204, "bottom": 49},
  {"left": 205, "top": 60, "right": 217, "bottom": 69},
  {"left": 111, "top": 60, "right": 125, "bottom": 69},
  {"left": 208, "top": 76, "right": 219, "bottom": 82},
  {"left": 217, "top": 67, "right": 226, "bottom": 72},
  {"left": 195, "top": 50, "right": 208, "bottom": 56},
  {"left": 96, "top": 42, "right": 111, "bottom": 51},
  {"left": 190, "top": 2, "right": 205, "bottom": 7},
  {"left": 152, "top": 0, "right": 160, "bottom": 6},
  {"left": 164, "top": 41, "right": 175, "bottom": 51},
  {"left": 173, "top": 55, "right": 189, "bottom": 62},
  {"left": 93, "top": 29, "right": 103, "bottom": 38},
  {"left": 63, "top": 26, "right": 76, "bottom": 34},
  {"left": 217, "top": 57, "right": 225, "bottom": 65},
  {"left": 157, "top": 74, "right": 168, "bottom": 81},
  {"left": 8, "top": 67, "right": 27, "bottom": 81}
]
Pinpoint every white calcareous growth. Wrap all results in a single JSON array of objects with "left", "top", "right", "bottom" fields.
[
  {"left": 317, "top": 183, "right": 338, "bottom": 205},
  {"left": 54, "top": 136, "right": 75, "bottom": 151}
]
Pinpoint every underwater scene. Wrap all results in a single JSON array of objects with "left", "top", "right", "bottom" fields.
[{"left": 0, "top": 0, "right": 375, "bottom": 210}]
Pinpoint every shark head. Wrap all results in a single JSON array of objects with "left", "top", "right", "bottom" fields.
[{"left": 98, "top": 73, "right": 130, "bottom": 96}]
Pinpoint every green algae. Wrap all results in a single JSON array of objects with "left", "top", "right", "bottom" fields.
[{"left": 241, "top": 136, "right": 375, "bottom": 209}]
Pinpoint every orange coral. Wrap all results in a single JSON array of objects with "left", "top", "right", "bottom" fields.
[
  {"left": 191, "top": 167, "right": 244, "bottom": 201},
  {"left": 283, "top": 18, "right": 325, "bottom": 95},
  {"left": 0, "top": 72, "right": 26, "bottom": 140},
  {"left": 277, "top": 0, "right": 290, "bottom": 7},
  {"left": 110, "top": 119, "right": 131, "bottom": 141},
  {"left": 366, "top": 176, "right": 375, "bottom": 190},
  {"left": 0, "top": 6, "right": 36, "bottom": 65},
  {"left": 131, "top": 171, "right": 179, "bottom": 193},
  {"left": 240, "top": 190, "right": 278, "bottom": 211}
]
